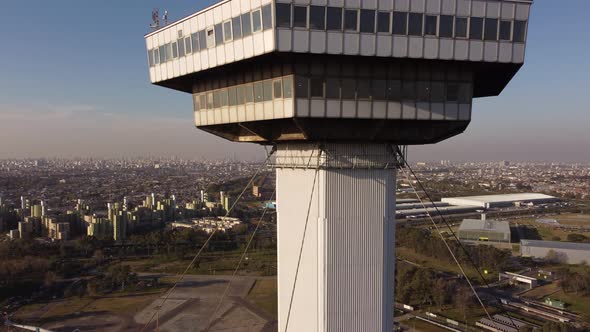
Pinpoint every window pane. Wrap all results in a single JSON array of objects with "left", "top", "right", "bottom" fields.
[
  {"left": 148, "top": 50, "right": 154, "bottom": 67},
  {"left": 513, "top": 20, "right": 526, "bottom": 42},
  {"left": 392, "top": 12, "right": 408, "bottom": 35},
  {"left": 224, "top": 21, "right": 232, "bottom": 41},
  {"left": 185, "top": 37, "right": 192, "bottom": 54},
  {"left": 197, "top": 31, "right": 205, "bottom": 51},
  {"left": 236, "top": 86, "right": 245, "bottom": 104},
  {"left": 430, "top": 82, "right": 445, "bottom": 102},
  {"left": 229, "top": 87, "right": 237, "bottom": 106},
  {"left": 262, "top": 4, "right": 272, "bottom": 30},
  {"left": 215, "top": 24, "right": 223, "bottom": 45},
  {"left": 283, "top": 78, "right": 292, "bottom": 98},
  {"left": 220, "top": 89, "right": 228, "bottom": 107},
  {"left": 207, "top": 93, "right": 214, "bottom": 109},
  {"left": 484, "top": 18, "right": 498, "bottom": 41},
  {"left": 458, "top": 83, "right": 471, "bottom": 103},
  {"left": 295, "top": 76, "right": 308, "bottom": 97},
  {"left": 439, "top": 15, "right": 453, "bottom": 38},
  {"left": 360, "top": 10, "right": 375, "bottom": 33},
  {"left": 455, "top": 17, "right": 467, "bottom": 38},
  {"left": 154, "top": 48, "right": 160, "bottom": 64},
  {"left": 213, "top": 90, "right": 221, "bottom": 108},
  {"left": 446, "top": 83, "right": 459, "bottom": 102},
  {"left": 341, "top": 79, "right": 356, "bottom": 99},
  {"left": 402, "top": 81, "right": 415, "bottom": 100},
  {"left": 425, "top": 15, "right": 437, "bottom": 36},
  {"left": 416, "top": 81, "right": 430, "bottom": 101},
  {"left": 310, "top": 78, "right": 324, "bottom": 97},
  {"left": 199, "top": 95, "right": 207, "bottom": 110},
  {"left": 178, "top": 39, "right": 185, "bottom": 57},
  {"left": 205, "top": 29, "right": 213, "bottom": 48},
  {"left": 293, "top": 6, "right": 307, "bottom": 28},
  {"left": 263, "top": 81, "right": 273, "bottom": 101},
  {"left": 309, "top": 6, "right": 325, "bottom": 30},
  {"left": 373, "top": 79, "right": 386, "bottom": 100},
  {"left": 357, "top": 79, "right": 370, "bottom": 99},
  {"left": 377, "top": 12, "right": 390, "bottom": 33},
  {"left": 254, "top": 82, "right": 264, "bottom": 102},
  {"left": 499, "top": 20, "right": 511, "bottom": 41},
  {"left": 193, "top": 95, "right": 199, "bottom": 112},
  {"left": 325, "top": 78, "right": 340, "bottom": 99},
  {"left": 245, "top": 84, "right": 254, "bottom": 103},
  {"left": 326, "top": 7, "right": 342, "bottom": 31},
  {"left": 232, "top": 17, "right": 242, "bottom": 39},
  {"left": 171, "top": 42, "right": 178, "bottom": 58},
  {"left": 159, "top": 45, "right": 166, "bottom": 62},
  {"left": 252, "top": 10, "right": 262, "bottom": 32},
  {"left": 242, "top": 13, "right": 252, "bottom": 36},
  {"left": 166, "top": 43, "right": 172, "bottom": 60},
  {"left": 387, "top": 80, "right": 402, "bottom": 101},
  {"left": 469, "top": 17, "right": 483, "bottom": 40},
  {"left": 344, "top": 10, "right": 358, "bottom": 31},
  {"left": 408, "top": 13, "right": 423, "bottom": 36},
  {"left": 274, "top": 79, "right": 283, "bottom": 98},
  {"left": 276, "top": 3, "right": 291, "bottom": 28}
]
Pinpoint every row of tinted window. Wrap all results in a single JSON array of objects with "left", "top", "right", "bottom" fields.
[
  {"left": 294, "top": 76, "right": 471, "bottom": 103},
  {"left": 148, "top": 5, "right": 272, "bottom": 67},
  {"left": 193, "top": 77, "right": 293, "bottom": 111},
  {"left": 275, "top": 4, "right": 526, "bottom": 42}
]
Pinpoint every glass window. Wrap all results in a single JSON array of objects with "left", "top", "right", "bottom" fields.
[
  {"left": 293, "top": 6, "right": 307, "bottom": 28},
  {"left": 295, "top": 76, "right": 308, "bottom": 98},
  {"left": 458, "top": 83, "right": 471, "bottom": 103},
  {"left": 430, "top": 82, "right": 445, "bottom": 102},
  {"left": 252, "top": 10, "right": 262, "bottom": 32},
  {"left": 408, "top": 13, "right": 423, "bottom": 36},
  {"left": 224, "top": 21, "right": 233, "bottom": 41},
  {"left": 309, "top": 6, "right": 325, "bottom": 30},
  {"left": 159, "top": 45, "right": 166, "bottom": 62},
  {"left": 229, "top": 87, "right": 237, "bottom": 106},
  {"left": 263, "top": 81, "right": 273, "bottom": 101},
  {"left": 513, "top": 20, "right": 526, "bottom": 42},
  {"left": 206, "top": 28, "right": 214, "bottom": 48},
  {"left": 214, "top": 23, "right": 223, "bottom": 46},
  {"left": 207, "top": 92, "right": 214, "bottom": 109},
  {"left": 185, "top": 36, "right": 192, "bottom": 54},
  {"left": 245, "top": 84, "right": 254, "bottom": 103},
  {"left": 455, "top": 17, "right": 467, "bottom": 38},
  {"left": 236, "top": 86, "right": 245, "bottom": 104},
  {"left": 262, "top": 4, "right": 273, "bottom": 30},
  {"left": 439, "top": 15, "right": 453, "bottom": 38},
  {"left": 283, "top": 78, "right": 292, "bottom": 98},
  {"left": 193, "top": 95, "right": 199, "bottom": 112},
  {"left": 276, "top": 3, "right": 291, "bottom": 28},
  {"left": 273, "top": 79, "right": 282, "bottom": 98},
  {"left": 341, "top": 79, "right": 356, "bottom": 99},
  {"left": 242, "top": 13, "right": 252, "bottom": 36},
  {"left": 392, "top": 12, "right": 408, "bottom": 35},
  {"left": 213, "top": 90, "right": 221, "bottom": 108},
  {"left": 178, "top": 39, "right": 185, "bottom": 57},
  {"left": 484, "top": 18, "right": 498, "bottom": 41},
  {"left": 425, "top": 15, "right": 437, "bottom": 36},
  {"left": 199, "top": 95, "right": 207, "bottom": 110},
  {"left": 165, "top": 43, "right": 173, "bottom": 60},
  {"left": 469, "top": 17, "right": 483, "bottom": 40},
  {"left": 154, "top": 48, "right": 160, "bottom": 64},
  {"left": 446, "top": 83, "right": 459, "bottom": 102},
  {"left": 402, "top": 81, "right": 415, "bottom": 100},
  {"left": 360, "top": 10, "right": 375, "bottom": 33},
  {"left": 372, "top": 79, "right": 386, "bottom": 100},
  {"left": 148, "top": 50, "right": 154, "bottom": 67},
  {"left": 326, "top": 7, "right": 342, "bottom": 31},
  {"left": 193, "top": 32, "right": 201, "bottom": 52},
  {"left": 377, "top": 12, "right": 390, "bottom": 33},
  {"left": 232, "top": 16, "right": 242, "bottom": 39},
  {"left": 310, "top": 78, "right": 324, "bottom": 97},
  {"left": 198, "top": 30, "right": 207, "bottom": 50},
  {"left": 344, "top": 10, "right": 358, "bottom": 31},
  {"left": 357, "top": 79, "right": 371, "bottom": 99},
  {"left": 499, "top": 20, "right": 511, "bottom": 41},
  {"left": 254, "top": 82, "right": 264, "bottom": 102},
  {"left": 387, "top": 80, "right": 402, "bottom": 101},
  {"left": 220, "top": 89, "right": 228, "bottom": 107},
  {"left": 325, "top": 78, "right": 340, "bottom": 99},
  {"left": 172, "top": 42, "right": 178, "bottom": 58},
  {"left": 416, "top": 81, "right": 430, "bottom": 101}
]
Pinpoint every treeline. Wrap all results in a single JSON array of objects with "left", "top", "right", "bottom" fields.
[{"left": 555, "top": 265, "right": 590, "bottom": 295}]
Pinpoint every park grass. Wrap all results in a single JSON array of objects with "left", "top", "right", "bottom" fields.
[
  {"left": 403, "top": 317, "right": 453, "bottom": 332},
  {"left": 520, "top": 282, "right": 590, "bottom": 318},
  {"left": 555, "top": 213, "right": 590, "bottom": 226},
  {"left": 246, "top": 278, "right": 277, "bottom": 318}
]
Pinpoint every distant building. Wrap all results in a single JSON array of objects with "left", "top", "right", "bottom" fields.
[
  {"left": 18, "top": 221, "right": 33, "bottom": 239},
  {"left": 442, "top": 193, "right": 559, "bottom": 209},
  {"left": 458, "top": 217, "right": 510, "bottom": 243},
  {"left": 520, "top": 240, "right": 590, "bottom": 264}
]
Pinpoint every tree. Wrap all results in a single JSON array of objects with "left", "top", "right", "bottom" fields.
[
  {"left": 432, "top": 278, "right": 448, "bottom": 310},
  {"left": 545, "top": 249, "right": 567, "bottom": 264},
  {"left": 454, "top": 286, "right": 474, "bottom": 321},
  {"left": 566, "top": 233, "right": 587, "bottom": 242}
]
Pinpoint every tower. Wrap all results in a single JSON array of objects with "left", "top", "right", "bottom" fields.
[{"left": 144, "top": 0, "right": 531, "bottom": 330}]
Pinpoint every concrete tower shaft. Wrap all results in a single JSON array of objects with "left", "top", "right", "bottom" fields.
[{"left": 275, "top": 143, "right": 397, "bottom": 332}]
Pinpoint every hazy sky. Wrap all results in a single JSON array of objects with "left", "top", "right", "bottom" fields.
[{"left": 0, "top": 1, "right": 589, "bottom": 162}]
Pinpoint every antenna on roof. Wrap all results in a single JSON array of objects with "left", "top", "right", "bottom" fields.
[
  {"left": 162, "top": 10, "right": 169, "bottom": 26},
  {"left": 149, "top": 8, "right": 160, "bottom": 30}
]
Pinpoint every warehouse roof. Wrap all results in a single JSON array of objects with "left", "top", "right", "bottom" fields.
[
  {"left": 459, "top": 219, "right": 511, "bottom": 234},
  {"left": 442, "top": 193, "right": 557, "bottom": 205},
  {"left": 520, "top": 240, "right": 590, "bottom": 251}
]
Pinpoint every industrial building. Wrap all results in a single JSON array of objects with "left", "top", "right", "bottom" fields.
[
  {"left": 442, "top": 193, "right": 558, "bottom": 208},
  {"left": 520, "top": 240, "right": 590, "bottom": 264},
  {"left": 395, "top": 205, "right": 479, "bottom": 219},
  {"left": 458, "top": 218, "right": 510, "bottom": 243}
]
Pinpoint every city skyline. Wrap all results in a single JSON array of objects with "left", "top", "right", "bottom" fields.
[{"left": 1, "top": 1, "right": 589, "bottom": 162}]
